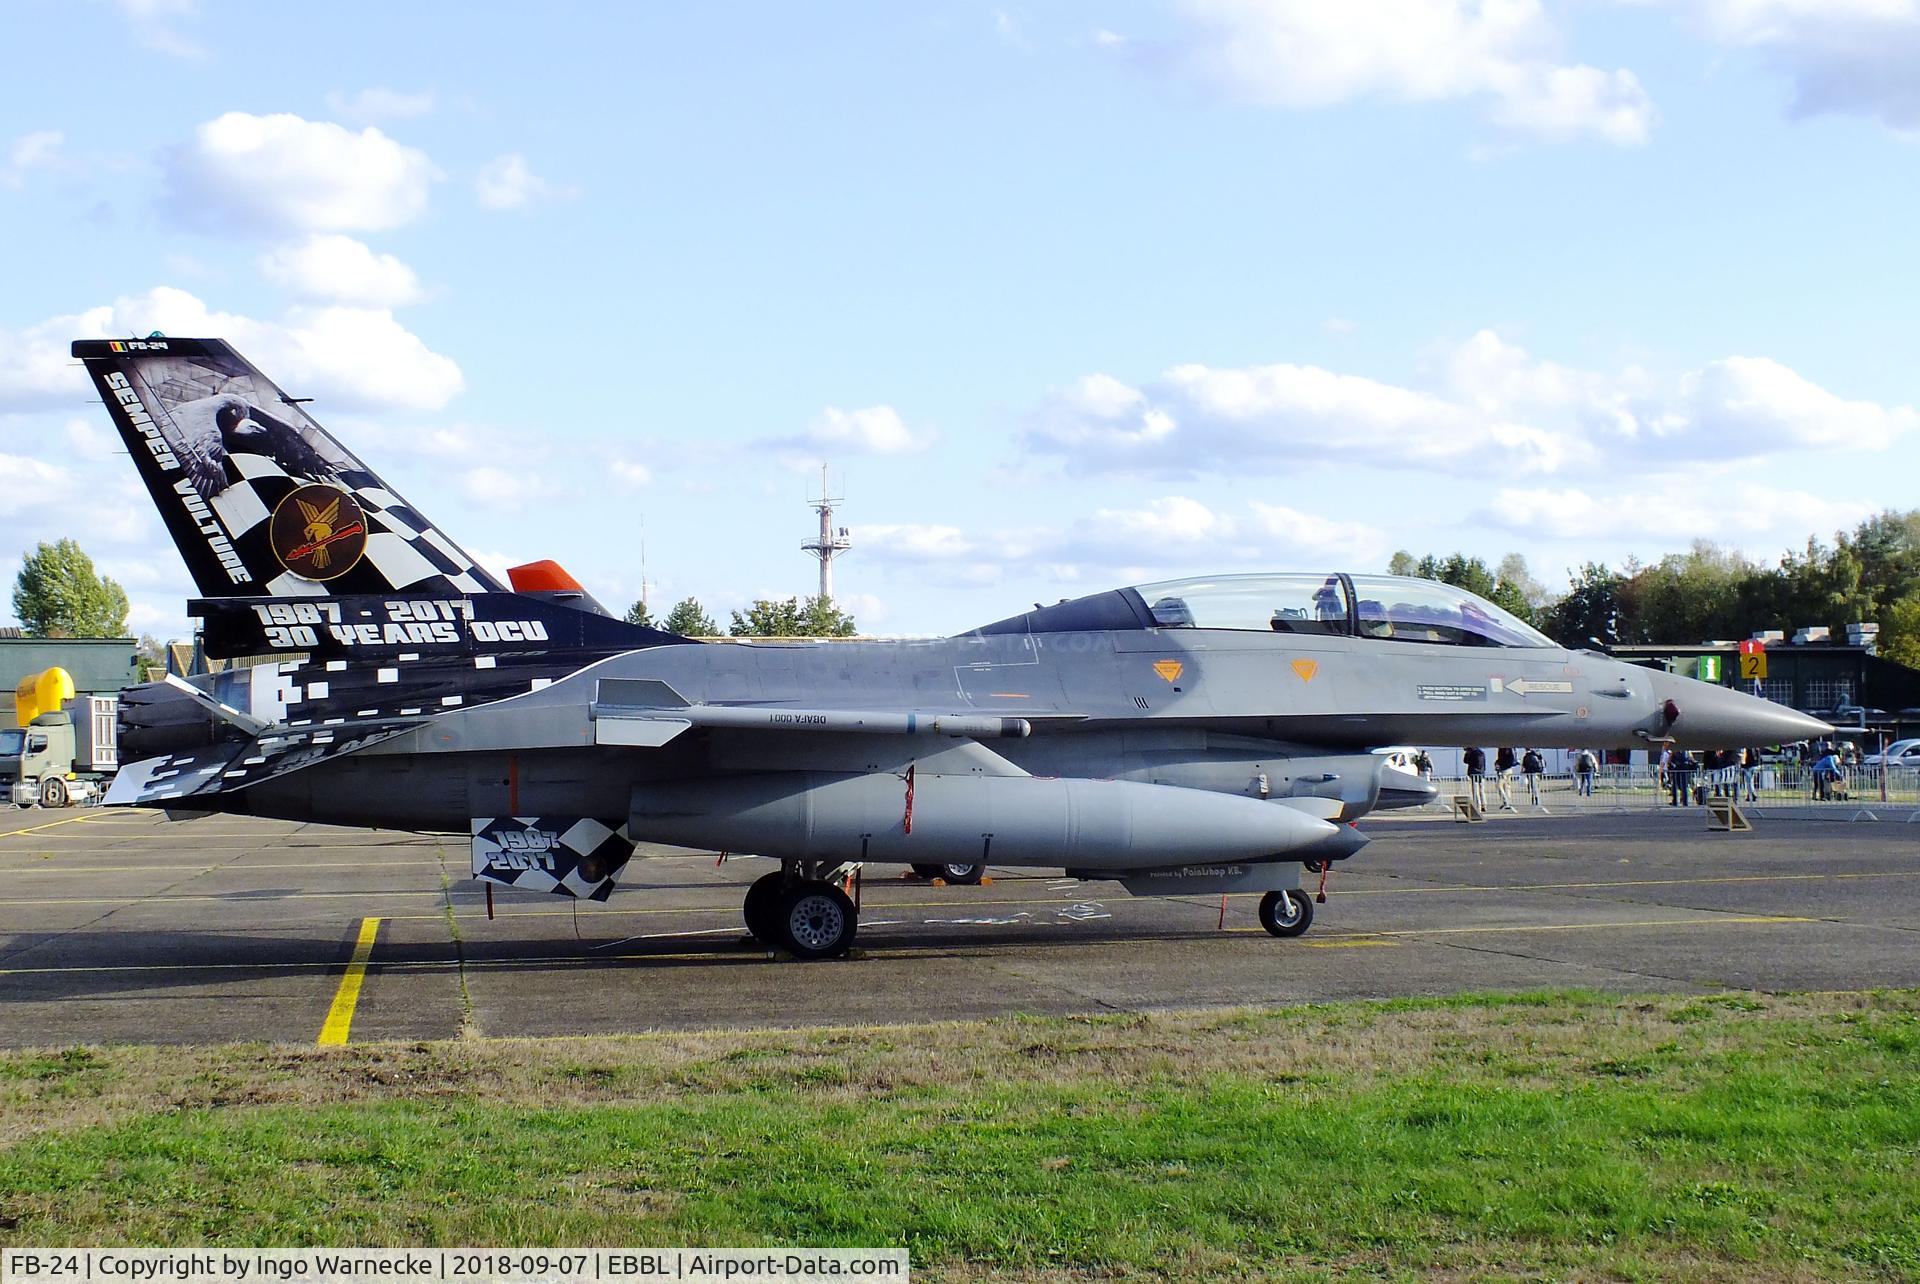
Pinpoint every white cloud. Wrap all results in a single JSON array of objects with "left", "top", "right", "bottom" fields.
[
  {"left": 1171, "top": 0, "right": 1655, "bottom": 144},
  {"left": 851, "top": 523, "right": 982, "bottom": 560},
  {"left": 0, "top": 452, "right": 153, "bottom": 544},
  {"left": 116, "top": 0, "right": 206, "bottom": 59},
  {"left": 838, "top": 591, "right": 890, "bottom": 629},
  {"left": 0, "top": 286, "right": 463, "bottom": 413},
  {"left": 1482, "top": 479, "right": 1879, "bottom": 549},
  {"left": 854, "top": 498, "right": 1384, "bottom": 591},
  {"left": 611, "top": 460, "right": 653, "bottom": 488},
  {"left": 1058, "top": 496, "right": 1386, "bottom": 570},
  {"left": 460, "top": 465, "right": 557, "bottom": 509},
  {"left": 1684, "top": 0, "right": 1920, "bottom": 131},
  {"left": 165, "top": 112, "right": 436, "bottom": 233},
  {"left": 62, "top": 416, "right": 116, "bottom": 461},
  {"left": 1673, "top": 356, "right": 1916, "bottom": 451},
  {"left": 264, "top": 305, "right": 464, "bottom": 411},
  {"left": 1022, "top": 329, "right": 1915, "bottom": 478},
  {"left": 258, "top": 234, "right": 426, "bottom": 306},
  {"left": 804, "top": 405, "right": 934, "bottom": 455},
  {"left": 468, "top": 548, "right": 522, "bottom": 584},
  {"left": 475, "top": 153, "right": 567, "bottom": 210},
  {"left": 325, "top": 88, "right": 438, "bottom": 122},
  {"left": 993, "top": 9, "right": 1032, "bottom": 49},
  {"left": 4, "top": 130, "right": 64, "bottom": 187}
]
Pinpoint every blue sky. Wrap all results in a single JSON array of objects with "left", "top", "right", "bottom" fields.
[{"left": 3, "top": 1, "right": 1917, "bottom": 638}]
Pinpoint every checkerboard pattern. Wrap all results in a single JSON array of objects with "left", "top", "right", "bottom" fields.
[{"left": 471, "top": 816, "right": 637, "bottom": 901}]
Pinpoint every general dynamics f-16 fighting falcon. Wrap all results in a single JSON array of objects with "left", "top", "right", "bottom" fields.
[{"left": 71, "top": 337, "right": 1832, "bottom": 958}]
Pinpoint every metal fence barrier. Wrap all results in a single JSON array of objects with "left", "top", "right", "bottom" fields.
[{"left": 1427, "top": 766, "right": 1920, "bottom": 820}]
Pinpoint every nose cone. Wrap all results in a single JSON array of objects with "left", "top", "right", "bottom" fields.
[
  {"left": 1648, "top": 669, "right": 1833, "bottom": 747},
  {"left": 1297, "top": 823, "right": 1370, "bottom": 864},
  {"left": 1375, "top": 764, "right": 1440, "bottom": 811}
]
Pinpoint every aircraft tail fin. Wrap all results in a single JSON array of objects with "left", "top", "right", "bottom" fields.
[{"left": 71, "top": 337, "right": 504, "bottom": 600}]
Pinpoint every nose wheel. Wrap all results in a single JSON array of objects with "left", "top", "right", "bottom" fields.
[{"left": 1258, "top": 888, "right": 1313, "bottom": 937}]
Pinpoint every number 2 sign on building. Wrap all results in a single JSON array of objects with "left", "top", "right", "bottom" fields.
[{"left": 1738, "top": 639, "right": 1768, "bottom": 686}]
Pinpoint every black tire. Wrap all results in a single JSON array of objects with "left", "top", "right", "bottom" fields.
[
  {"left": 743, "top": 872, "right": 785, "bottom": 943},
  {"left": 1258, "top": 888, "right": 1313, "bottom": 938},
  {"left": 779, "top": 880, "right": 858, "bottom": 960},
  {"left": 939, "top": 862, "right": 983, "bottom": 886},
  {"left": 909, "top": 863, "right": 942, "bottom": 880},
  {"left": 39, "top": 777, "right": 68, "bottom": 809}
]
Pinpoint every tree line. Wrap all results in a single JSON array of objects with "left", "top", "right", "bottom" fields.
[
  {"left": 6, "top": 536, "right": 861, "bottom": 644},
  {"left": 623, "top": 594, "right": 858, "bottom": 638},
  {"left": 1392, "top": 509, "right": 1920, "bottom": 668}
]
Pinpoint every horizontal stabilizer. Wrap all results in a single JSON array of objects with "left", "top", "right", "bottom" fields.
[
  {"left": 105, "top": 715, "right": 421, "bottom": 807},
  {"left": 162, "top": 672, "right": 268, "bottom": 736}
]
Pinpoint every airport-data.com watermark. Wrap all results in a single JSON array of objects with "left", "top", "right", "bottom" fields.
[{"left": 2, "top": 1251, "right": 908, "bottom": 1284}]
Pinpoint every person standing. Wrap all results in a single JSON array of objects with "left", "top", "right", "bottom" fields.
[
  {"left": 1521, "top": 747, "right": 1546, "bottom": 809},
  {"left": 1741, "top": 746, "right": 1760, "bottom": 802},
  {"left": 1464, "top": 746, "right": 1487, "bottom": 810},
  {"left": 1669, "top": 749, "right": 1695, "bottom": 806},
  {"left": 1574, "top": 748, "right": 1598, "bottom": 797},
  {"left": 1495, "top": 746, "right": 1519, "bottom": 811}
]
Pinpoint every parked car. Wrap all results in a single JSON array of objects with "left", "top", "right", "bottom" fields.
[{"left": 1862, "top": 738, "right": 1920, "bottom": 771}]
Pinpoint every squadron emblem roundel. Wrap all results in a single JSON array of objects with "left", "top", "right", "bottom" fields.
[{"left": 269, "top": 484, "right": 369, "bottom": 582}]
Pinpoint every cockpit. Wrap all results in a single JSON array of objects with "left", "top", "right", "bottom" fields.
[
  {"left": 969, "top": 572, "right": 1554, "bottom": 648},
  {"left": 1135, "top": 573, "right": 1553, "bottom": 647}
]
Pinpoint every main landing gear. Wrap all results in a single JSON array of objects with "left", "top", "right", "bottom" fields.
[
  {"left": 1258, "top": 888, "right": 1314, "bottom": 938},
  {"left": 743, "top": 862, "right": 859, "bottom": 959}
]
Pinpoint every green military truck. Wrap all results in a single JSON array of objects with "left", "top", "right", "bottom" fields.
[{"left": 3, "top": 667, "right": 118, "bottom": 807}]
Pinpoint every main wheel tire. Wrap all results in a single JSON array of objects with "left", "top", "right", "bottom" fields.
[
  {"left": 743, "top": 872, "right": 785, "bottom": 943},
  {"left": 779, "top": 880, "right": 857, "bottom": 960},
  {"left": 939, "top": 862, "right": 983, "bottom": 886},
  {"left": 39, "top": 777, "right": 68, "bottom": 809},
  {"left": 1258, "top": 888, "right": 1313, "bottom": 938},
  {"left": 909, "top": 863, "right": 942, "bottom": 880}
]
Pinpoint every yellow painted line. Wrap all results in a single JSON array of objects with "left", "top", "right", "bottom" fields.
[
  {"left": 0, "top": 812, "right": 120, "bottom": 839},
  {"left": 316, "top": 916, "right": 382, "bottom": 1046},
  {"left": 1301, "top": 938, "right": 1397, "bottom": 949}
]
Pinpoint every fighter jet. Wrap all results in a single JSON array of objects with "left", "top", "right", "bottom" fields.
[{"left": 73, "top": 337, "right": 1831, "bottom": 958}]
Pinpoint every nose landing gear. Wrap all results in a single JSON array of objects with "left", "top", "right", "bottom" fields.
[{"left": 1257, "top": 888, "right": 1314, "bottom": 937}]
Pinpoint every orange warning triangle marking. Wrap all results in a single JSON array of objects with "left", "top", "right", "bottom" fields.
[
  {"left": 1153, "top": 660, "right": 1183, "bottom": 682},
  {"left": 1291, "top": 658, "right": 1319, "bottom": 682}
]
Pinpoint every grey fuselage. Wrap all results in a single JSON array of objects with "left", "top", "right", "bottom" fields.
[{"left": 231, "top": 616, "right": 1826, "bottom": 835}]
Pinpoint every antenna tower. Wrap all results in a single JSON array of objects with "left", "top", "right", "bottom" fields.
[{"left": 801, "top": 464, "right": 852, "bottom": 601}]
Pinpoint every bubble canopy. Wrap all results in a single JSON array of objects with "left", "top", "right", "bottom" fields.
[{"left": 1133, "top": 573, "right": 1554, "bottom": 648}]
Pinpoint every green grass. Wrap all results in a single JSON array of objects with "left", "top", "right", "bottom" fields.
[{"left": 3, "top": 990, "right": 1918, "bottom": 1281}]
